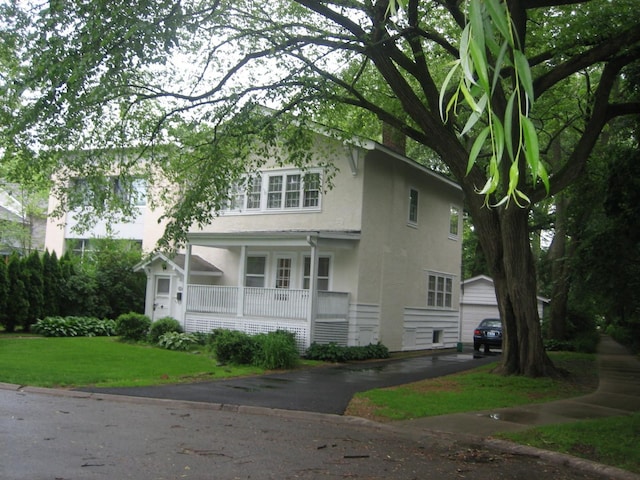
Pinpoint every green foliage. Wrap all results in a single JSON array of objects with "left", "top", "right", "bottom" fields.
[
  {"left": 305, "top": 342, "right": 390, "bottom": 362},
  {"left": 157, "top": 332, "right": 197, "bottom": 351},
  {"left": 115, "top": 312, "right": 151, "bottom": 342},
  {"left": 5, "top": 253, "right": 28, "bottom": 332},
  {"left": 0, "top": 258, "right": 8, "bottom": 328},
  {"left": 211, "top": 329, "right": 257, "bottom": 365},
  {"left": 252, "top": 330, "right": 299, "bottom": 370},
  {"left": 22, "top": 251, "right": 44, "bottom": 329},
  {"left": 148, "top": 316, "right": 183, "bottom": 344},
  {"left": 32, "top": 316, "right": 116, "bottom": 337}
]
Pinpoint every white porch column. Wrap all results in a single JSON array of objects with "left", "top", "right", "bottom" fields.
[
  {"left": 307, "top": 235, "right": 319, "bottom": 344},
  {"left": 237, "top": 245, "right": 246, "bottom": 317},
  {"left": 181, "top": 244, "right": 192, "bottom": 329}
]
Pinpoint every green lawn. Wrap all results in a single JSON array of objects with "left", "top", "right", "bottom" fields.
[
  {"left": 0, "top": 336, "right": 264, "bottom": 388},
  {"left": 498, "top": 413, "right": 640, "bottom": 474},
  {"left": 346, "top": 352, "right": 598, "bottom": 420}
]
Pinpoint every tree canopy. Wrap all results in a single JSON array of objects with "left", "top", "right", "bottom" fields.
[{"left": 1, "top": 0, "right": 639, "bottom": 375}]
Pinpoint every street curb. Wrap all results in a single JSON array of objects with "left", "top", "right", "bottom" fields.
[{"left": 3, "top": 382, "right": 638, "bottom": 480}]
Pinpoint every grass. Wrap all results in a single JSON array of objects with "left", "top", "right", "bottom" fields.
[
  {"left": 345, "top": 352, "right": 598, "bottom": 421},
  {"left": 346, "top": 351, "right": 640, "bottom": 474},
  {"left": 497, "top": 413, "right": 640, "bottom": 474},
  {"left": 0, "top": 336, "right": 265, "bottom": 388}
]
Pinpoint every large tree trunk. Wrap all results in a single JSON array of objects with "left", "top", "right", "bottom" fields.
[{"left": 467, "top": 194, "right": 556, "bottom": 377}]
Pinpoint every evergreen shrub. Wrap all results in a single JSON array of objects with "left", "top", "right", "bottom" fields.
[
  {"left": 211, "top": 329, "right": 257, "bottom": 365},
  {"left": 305, "top": 342, "right": 390, "bottom": 362},
  {"left": 148, "top": 316, "right": 183, "bottom": 344},
  {"left": 115, "top": 312, "right": 151, "bottom": 341}
]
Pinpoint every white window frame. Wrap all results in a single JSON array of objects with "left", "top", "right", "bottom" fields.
[
  {"left": 223, "top": 168, "right": 322, "bottom": 214},
  {"left": 302, "top": 255, "right": 332, "bottom": 291},
  {"left": 426, "top": 272, "right": 454, "bottom": 309},
  {"left": 245, "top": 255, "right": 267, "bottom": 287}
]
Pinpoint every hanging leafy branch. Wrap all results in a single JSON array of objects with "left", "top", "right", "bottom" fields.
[{"left": 439, "top": 0, "right": 549, "bottom": 207}]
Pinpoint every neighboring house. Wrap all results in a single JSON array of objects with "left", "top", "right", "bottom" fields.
[
  {"left": 0, "top": 182, "right": 46, "bottom": 255},
  {"left": 45, "top": 176, "right": 163, "bottom": 256},
  {"left": 460, "top": 275, "right": 549, "bottom": 344},
  {"left": 45, "top": 130, "right": 464, "bottom": 352}
]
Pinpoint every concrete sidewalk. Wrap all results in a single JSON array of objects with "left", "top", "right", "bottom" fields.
[{"left": 394, "top": 335, "right": 640, "bottom": 437}]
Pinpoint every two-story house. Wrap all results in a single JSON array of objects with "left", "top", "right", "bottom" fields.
[{"left": 45, "top": 131, "right": 464, "bottom": 352}]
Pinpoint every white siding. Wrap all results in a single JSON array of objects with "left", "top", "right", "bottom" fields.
[
  {"left": 402, "top": 308, "right": 460, "bottom": 351},
  {"left": 348, "top": 303, "right": 380, "bottom": 346}
]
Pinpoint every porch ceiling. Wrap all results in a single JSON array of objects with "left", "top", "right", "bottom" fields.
[{"left": 186, "top": 230, "right": 361, "bottom": 249}]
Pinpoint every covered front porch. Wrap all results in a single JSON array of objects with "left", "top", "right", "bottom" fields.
[{"left": 181, "top": 230, "right": 360, "bottom": 349}]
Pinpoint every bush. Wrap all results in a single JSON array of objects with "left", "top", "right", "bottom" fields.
[
  {"left": 253, "top": 330, "right": 299, "bottom": 369},
  {"left": 157, "top": 332, "right": 198, "bottom": 351},
  {"left": 305, "top": 342, "right": 390, "bottom": 362},
  {"left": 115, "top": 312, "right": 151, "bottom": 341},
  {"left": 32, "top": 316, "right": 116, "bottom": 337},
  {"left": 211, "top": 329, "right": 257, "bottom": 365},
  {"left": 148, "top": 317, "right": 183, "bottom": 344}
]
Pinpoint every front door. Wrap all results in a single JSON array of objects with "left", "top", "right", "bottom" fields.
[
  {"left": 275, "top": 256, "right": 293, "bottom": 289},
  {"left": 153, "top": 275, "right": 172, "bottom": 321}
]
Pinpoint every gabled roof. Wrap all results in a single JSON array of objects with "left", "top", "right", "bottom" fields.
[
  {"left": 135, "top": 251, "right": 222, "bottom": 276},
  {"left": 462, "top": 274, "right": 550, "bottom": 304}
]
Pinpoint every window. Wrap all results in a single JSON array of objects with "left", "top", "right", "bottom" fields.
[
  {"left": 303, "top": 173, "right": 321, "bottom": 207},
  {"left": 71, "top": 177, "right": 146, "bottom": 207},
  {"left": 427, "top": 273, "right": 453, "bottom": 308},
  {"left": 432, "top": 329, "right": 443, "bottom": 345},
  {"left": 408, "top": 188, "right": 419, "bottom": 224},
  {"left": 303, "top": 256, "right": 331, "bottom": 290},
  {"left": 246, "top": 176, "right": 262, "bottom": 210},
  {"left": 245, "top": 256, "right": 266, "bottom": 287},
  {"left": 156, "top": 277, "right": 171, "bottom": 295},
  {"left": 224, "top": 169, "right": 321, "bottom": 214},
  {"left": 267, "top": 175, "right": 284, "bottom": 208},
  {"left": 449, "top": 206, "right": 460, "bottom": 238},
  {"left": 276, "top": 257, "right": 292, "bottom": 289}
]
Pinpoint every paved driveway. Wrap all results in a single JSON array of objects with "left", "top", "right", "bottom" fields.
[{"left": 78, "top": 350, "right": 499, "bottom": 414}]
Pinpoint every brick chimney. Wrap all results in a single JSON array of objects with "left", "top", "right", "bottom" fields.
[{"left": 382, "top": 123, "right": 407, "bottom": 155}]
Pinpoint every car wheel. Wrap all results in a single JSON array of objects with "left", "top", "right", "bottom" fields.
[{"left": 484, "top": 345, "right": 490, "bottom": 353}]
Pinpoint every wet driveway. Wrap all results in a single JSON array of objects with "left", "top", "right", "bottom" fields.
[{"left": 78, "top": 350, "right": 500, "bottom": 414}]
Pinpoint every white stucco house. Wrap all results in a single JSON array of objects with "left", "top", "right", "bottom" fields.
[
  {"left": 45, "top": 131, "right": 464, "bottom": 352},
  {"left": 460, "top": 275, "right": 549, "bottom": 344}
]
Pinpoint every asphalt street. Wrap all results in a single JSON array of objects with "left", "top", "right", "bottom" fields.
[{"left": 77, "top": 350, "right": 500, "bottom": 414}]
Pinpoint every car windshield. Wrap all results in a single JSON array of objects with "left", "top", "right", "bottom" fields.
[{"left": 481, "top": 320, "right": 501, "bottom": 328}]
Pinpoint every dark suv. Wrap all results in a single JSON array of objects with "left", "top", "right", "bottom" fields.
[{"left": 473, "top": 318, "right": 502, "bottom": 352}]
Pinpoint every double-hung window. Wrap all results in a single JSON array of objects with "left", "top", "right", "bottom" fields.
[
  {"left": 245, "top": 256, "right": 266, "bottom": 287},
  {"left": 303, "top": 256, "right": 331, "bottom": 291},
  {"left": 427, "top": 272, "right": 453, "bottom": 308}
]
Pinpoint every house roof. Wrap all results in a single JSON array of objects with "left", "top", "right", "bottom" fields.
[
  {"left": 135, "top": 251, "right": 223, "bottom": 276},
  {"left": 187, "top": 230, "right": 361, "bottom": 249},
  {"left": 462, "top": 274, "right": 550, "bottom": 304}
]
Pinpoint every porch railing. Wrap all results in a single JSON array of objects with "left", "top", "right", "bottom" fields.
[{"left": 187, "top": 285, "right": 349, "bottom": 320}]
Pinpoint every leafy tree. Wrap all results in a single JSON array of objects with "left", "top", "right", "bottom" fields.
[{"left": 1, "top": 0, "right": 639, "bottom": 375}]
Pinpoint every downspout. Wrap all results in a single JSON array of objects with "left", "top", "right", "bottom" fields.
[
  {"left": 182, "top": 244, "right": 192, "bottom": 330},
  {"left": 238, "top": 245, "right": 246, "bottom": 317},
  {"left": 306, "top": 235, "right": 319, "bottom": 347}
]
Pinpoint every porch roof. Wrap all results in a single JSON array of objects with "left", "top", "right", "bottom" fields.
[
  {"left": 134, "top": 251, "right": 223, "bottom": 276},
  {"left": 186, "top": 230, "right": 361, "bottom": 249}
]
